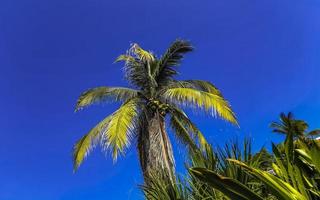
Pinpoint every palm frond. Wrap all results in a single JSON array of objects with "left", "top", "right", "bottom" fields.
[
  {"left": 75, "top": 87, "right": 139, "bottom": 111},
  {"left": 164, "top": 80, "right": 223, "bottom": 96},
  {"left": 129, "top": 43, "right": 155, "bottom": 62},
  {"left": 270, "top": 122, "right": 287, "bottom": 134},
  {"left": 169, "top": 106, "right": 208, "bottom": 151},
  {"left": 307, "top": 129, "right": 320, "bottom": 136},
  {"left": 141, "top": 172, "right": 189, "bottom": 200},
  {"left": 163, "top": 88, "right": 238, "bottom": 125},
  {"left": 154, "top": 40, "right": 193, "bottom": 86},
  {"left": 116, "top": 44, "right": 156, "bottom": 90},
  {"left": 228, "top": 159, "right": 308, "bottom": 200},
  {"left": 127, "top": 43, "right": 158, "bottom": 94},
  {"left": 102, "top": 98, "right": 140, "bottom": 161},
  {"left": 114, "top": 54, "right": 136, "bottom": 63},
  {"left": 73, "top": 115, "right": 111, "bottom": 170},
  {"left": 190, "top": 167, "right": 265, "bottom": 200},
  {"left": 170, "top": 115, "right": 198, "bottom": 151}
]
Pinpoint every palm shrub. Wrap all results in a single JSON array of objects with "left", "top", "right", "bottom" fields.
[
  {"left": 140, "top": 172, "right": 189, "bottom": 200},
  {"left": 142, "top": 139, "right": 270, "bottom": 200},
  {"left": 190, "top": 141, "right": 320, "bottom": 200},
  {"left": 191, "top": 113, "right": 320, "bottom": 200},
  {"left": 72, "top": 40, "right": 237, "bottom": 182},
  {"left": 142, "top": 114, "right": 320, "bottom": 200},
  {"left": 188, "top": 139, "right": 271, "bottom": 200}
]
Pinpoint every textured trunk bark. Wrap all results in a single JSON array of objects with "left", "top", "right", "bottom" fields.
[{"left": 138, "top": 112, "right": 175, "bottom": 182}]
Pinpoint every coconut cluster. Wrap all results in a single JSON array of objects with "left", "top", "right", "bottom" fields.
[{"left": 147, "top": 99, "right": 170, "bottom": 116}]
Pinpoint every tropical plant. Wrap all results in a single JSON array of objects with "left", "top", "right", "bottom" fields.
[
  {"left": 72, "top": 40, "right": 238, "bottom": 182},
  {"left": 270, "top": 112, "right": 320, "bottom": 139},
  {"left": 141, "top": 172, "right": 189, "bottom": 200},
  {"left": 189, "top": 114, "right": 320, "bottom": 200},
  {"left": 142, "top": 113, "right": 320, "bottom": 200},
  {"left": 142, "top": 138, "right": 271, "bottom": 200}
]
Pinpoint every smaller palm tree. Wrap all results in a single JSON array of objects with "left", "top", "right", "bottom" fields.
[{"left": 270, "top": 112, "right": 320, "bottom": 139}]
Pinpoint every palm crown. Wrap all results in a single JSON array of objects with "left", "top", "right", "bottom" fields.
[
  {"left": 73, "top": 40, "right": 238, "bottom": 175},
  {"left": 270, "top": 112, "right": 320, "bottom": 138}
]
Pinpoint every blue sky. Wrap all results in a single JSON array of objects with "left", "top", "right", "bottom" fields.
[{"left": 1, "top": 0, "right": 320, "bottom": 199}]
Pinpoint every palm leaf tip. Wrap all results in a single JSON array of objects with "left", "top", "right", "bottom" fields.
[
  {"left": 75, "top": 87, "right": 110, "bottom": 111},
  {"left": 73, "top": 134, "right": 92, "bottom": 171},
  {"left": 72, "top": 114, "right": 113, "bottom": 171}
]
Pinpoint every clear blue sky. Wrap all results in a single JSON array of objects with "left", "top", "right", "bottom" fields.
[{"left": 1, "top": 0, "right": 320, "bottom": 199}]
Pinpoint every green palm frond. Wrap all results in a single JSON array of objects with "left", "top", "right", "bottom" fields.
[
  {"left": 169, "top": 106, "right": 208, "bottom": 151},
  {"left": 154, "top": 40, "right": 193, "bottom": 86},
  {"left": 75, "top": 87, "right": 139, "bottom": 111},
  {"left": 114, "top": 54, "right": 136, "bottom": 63},
  {"left": 307, "top": 129, "right": 320, "bottom": 137},
  {"left": 164, "top": 80, "right": 223, "bottom": 96},
  {"left": 228, "top": 159, "right": 308, "bottom": 200},
  {"left": 115, "top": 44, "right": 155, "bottom": 90},
  {"left": 73, "top": 115, "right": 111, "bottom": 170},
  {"left": 270, "top": 122, "right": 288, "bottom": 134},
  {"left": 103, "top": 98, "right": 140, "bottom": 160},
  {"left": 170, "top": 115, "right": 198, "bottom": 151},
  {"left": 141, "top": 172, "right": 189, "bottom": 200},
  {"left": 296, "top": 141, "right": 320, "bottom": 174},
  {"left": 163, "top": 88, "right": 238, "bottom": 125},
  {"left": 185, "top": 80, "right": 223, "bottom": 95},
  {"left": 127, "top": 43, "right": 158, "bottom": 93},
  {"left": 190, "top": 167, "right": 264, "bottom": 200},
  {"left": 129, "top": 43, "right": 155, "bottom": 62}
]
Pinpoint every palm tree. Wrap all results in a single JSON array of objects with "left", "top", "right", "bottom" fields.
[
  {"left": 270, "top": 112, "right": 320, "bottom": 139},
  {"left": 72, "top": 40, "right": 238, "bottom": 182}
]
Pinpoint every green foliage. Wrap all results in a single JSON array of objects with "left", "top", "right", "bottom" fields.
[
  {"left": 190, "top": 167, "right": 264, "bottom": 200},
  {"left": 168, "top": 106, "right": 208, "bottom": 151},
  {"left": 75, "top": 87, "right": 138, "bottom": 111},
  {"left": 270, "top": 112, "right": 320, "bottom": 139},
  {"left": 73, "top": 115, "right": 111, "bottom": 170},
  {"left": 103, "top": 98, "right": 140, "bottom": 160},
  {"left": 164, "top": 88, "right": 237, "bottom": 125},
  {"left": 141, "top": 173, "right": 189, "bottom": 200},
  {"left": 142, "top": 113, "right": 320, "bottom": 200},
  {"left": 143, "top": 139, "right": 270, "bottom": 200},
  {"left": 155, "top": 40, "right": 193, "bottom": 87}
]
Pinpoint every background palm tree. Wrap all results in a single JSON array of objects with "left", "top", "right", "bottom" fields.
[
  {"left": 72, "top": 39, "right": 238, "bottom": 182},
  {"left": 270, "top": 112, "right": 320, "bottom": 139}
]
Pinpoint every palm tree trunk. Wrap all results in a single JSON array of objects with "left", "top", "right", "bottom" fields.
[{"left": 138, "top": 112, "right": 175, "bottom": 182}]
